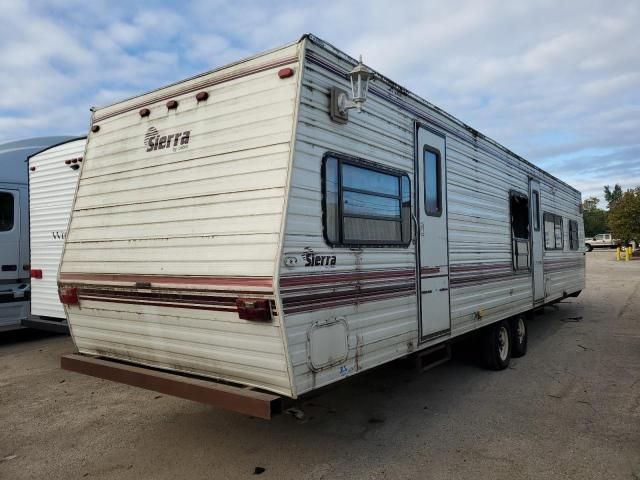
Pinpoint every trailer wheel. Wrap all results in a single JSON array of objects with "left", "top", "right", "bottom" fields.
[
  {"left": 585, "top": 243, "right": 593, "bottom": 252},
  {"left": 510, "top": 315, "right": 527, "bottom": 358},
  {"left": 483, "top": 320, "right": 511, "bottom": 370}
]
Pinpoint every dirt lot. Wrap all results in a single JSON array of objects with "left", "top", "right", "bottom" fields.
[{"left": 1, "top": 252, "right": 639, "bottom": 480}]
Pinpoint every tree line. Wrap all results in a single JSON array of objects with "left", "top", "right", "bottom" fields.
[{"left": 583, "top": 184, "right": 640, "bottom": 242}]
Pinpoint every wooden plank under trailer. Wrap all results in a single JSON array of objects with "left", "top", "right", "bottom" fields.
[{"left": 60, "top": 354, "right": 283, "bottom": 419}]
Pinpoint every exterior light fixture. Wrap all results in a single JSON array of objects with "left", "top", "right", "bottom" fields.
[{"left": 330, "top": 55, "right": 373, "bottom": 123}]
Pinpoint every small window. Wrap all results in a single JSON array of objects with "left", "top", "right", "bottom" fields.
[
  {"left": 424, "top": 147, "right": 442, "bottom": 216},
  {"left": 510, "top": 192, "right": 530, "bottom": 271},
  {"left": 532, "top": 190, "right": 540, "bottom": 231},
  {"left": 323, "top": 154, "right": 411, "bottom": 247},
  {"left": 0, "top": 192, "right": 14, "bottom": 232},
  {"left": 510, "top": 192, "right": 529, "bottom": 240},
  {"left": 544, "top": 212, "right": 563, "bottom": 250},
  {"left": 569, "top": 220, "right": 579, "bottom": 250}
]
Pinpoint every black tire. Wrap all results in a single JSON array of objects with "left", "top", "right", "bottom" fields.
[
  {"left": 482, "top": 320, "right": 512, "bottom": 370},
  {"left": 585, "top": 243, "right": 593, "bottom": 252},
  {"left": 510, "top": 315, "right": 528, "bottom": 358}
]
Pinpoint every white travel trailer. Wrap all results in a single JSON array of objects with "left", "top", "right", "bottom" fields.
[
  {"left": 25, "top": 138, "right": 86, "bottom": 333},
  {"left": 60, "top": 35, "right": 585, "bottom": 418},
  {"left": 0, "top": 137, "right": 74, "bottom": 331}
]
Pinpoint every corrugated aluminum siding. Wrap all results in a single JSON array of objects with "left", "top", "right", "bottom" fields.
[
  {"left": 279, "top": 38, "right": 584, "bottom": 396},
  {"left": 60, "top": 43, "right": 301, "bottom": 396},
  {"left": 29, "top": 139, "right": 85, "bottom": 318}
]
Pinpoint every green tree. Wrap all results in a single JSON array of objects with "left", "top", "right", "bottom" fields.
[
  {"left": 582, "top": 196, "right": 608, "bottom": 237},
  {"left": 608, "top": 187, "right": 640, "bottom": 242},
  {"left": 604, "top": 184, "right": 623, "bottom": 208}
]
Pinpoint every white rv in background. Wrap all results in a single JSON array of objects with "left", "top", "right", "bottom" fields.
[
  {"left": 24, "top": 138, "right": 86, "bottom": 333},
  {"left": 59, "top": 35, "right": 585, "bottom": 418},
  {"left": 0, "top": 137, "right": 74, "bottom": 331}
]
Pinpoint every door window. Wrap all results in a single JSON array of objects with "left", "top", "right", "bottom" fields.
[
  {"left": 423, "top": 147, "right": 442, "bottom": 216},
  {"left": 532, "top": 190, "right": 540, "bottom": 231},
  {"left": 0, "top": 192, "right": 14, "bottom": 232}
]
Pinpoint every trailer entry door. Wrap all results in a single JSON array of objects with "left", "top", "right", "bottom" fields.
[
  {"left": 529, "top": 179, "right": 544, "bottom": 302},
  {"left": 416, "top": 126, "right": 450, "bottom": 341}
]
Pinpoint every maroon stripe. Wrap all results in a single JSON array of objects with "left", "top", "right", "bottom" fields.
[
  {"left": 284, "top": 288, "right": 415, "bottom": 314},
  {"left": 280, "top": 269, "right": 414, "bottom": 287},
  {"left": 450, "top": 263, "right": 512, "bottom": 272},
  {"left": 451, "top": 272, "right": 530, "bottom": 288},
  {"left": 79, "top": 287, "right": 244, "bottom": 303},
  {"left": 79, "top": 291, "right": 238, "bottom": 308},
  {"left": 60, "top": 273, "right": 273, "bottom": 288},
  {"left": 282, "top": 283, "right": 415, "bottom": 307},
  {"left": 79, "top": 296, "right": 238, "bottom": 313},
  {"left": 420, "top": 266, "right": 442, "bottom": 275},
  {"left": 280, "top": 276, "right": 412, "bottom": 295},
  {"left": 78, "top": 294, "right": 279, "bottom": 316},
  {"left": 93, "top": 56, "right": 298, "bottom": 123}
]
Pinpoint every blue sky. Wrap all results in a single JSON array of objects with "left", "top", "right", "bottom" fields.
[{"left": 1, "top": 0, "right": 639, "bottom": 202}]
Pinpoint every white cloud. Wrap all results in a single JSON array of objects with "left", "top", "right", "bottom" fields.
[{"left": 0, "top": 0, "right": 638, "bottom": 201}]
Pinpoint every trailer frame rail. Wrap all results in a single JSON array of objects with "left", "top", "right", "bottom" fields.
[{"left": 61, "top": 354, "right": 282, "bottom": 419}]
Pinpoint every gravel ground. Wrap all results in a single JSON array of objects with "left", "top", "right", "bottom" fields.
[{"left": 1, "top": 251, "right": 639, "bottom": 480}]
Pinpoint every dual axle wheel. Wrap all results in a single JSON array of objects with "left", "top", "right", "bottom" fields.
[{"left": 482, "top": 315, "right": 528, "bottom": 370}]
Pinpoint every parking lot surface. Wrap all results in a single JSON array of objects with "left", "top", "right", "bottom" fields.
[{"left": 1, "top": 252, "right": 639, "bottom": 479}]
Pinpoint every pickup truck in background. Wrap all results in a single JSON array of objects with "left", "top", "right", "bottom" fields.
[{"left": 585, "top": 233, "right": 621, "bottom": 251}]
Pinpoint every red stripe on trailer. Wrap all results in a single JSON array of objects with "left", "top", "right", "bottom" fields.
[{"left": 59, "top": 273, "right": 273, "bottom": 288}]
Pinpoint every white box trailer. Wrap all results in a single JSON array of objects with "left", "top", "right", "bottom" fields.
[
  {"left": 25, "top": 138, "right": 86, "bottom": 332},
  {"left": 59, "top": 35, "right": 585, "bottom": 418},
  {"left": 0, "top": 136, "right": 74, "bottom": 331}
]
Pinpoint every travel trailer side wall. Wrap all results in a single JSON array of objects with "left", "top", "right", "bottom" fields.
[{"left": 59, "top": 35, "right": 585, "bottom": 418}]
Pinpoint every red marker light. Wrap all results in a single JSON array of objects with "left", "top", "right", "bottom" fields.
[
  {"left": 59, "top": 287, "right": 79, "bottom": 305},
  {"left": 278, "top": 67, "right": 294, "bottom": 79},
  {"left": 30, "top": 269, "right": 43, "bottom": 279}
]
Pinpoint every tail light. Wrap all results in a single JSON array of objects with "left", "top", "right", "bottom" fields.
[
  {"left": 59, "top": 287, "right": 79, "bottom": 305},
  {"left": 30, "top": 269, "right": 43, "bottom": 279},
  {"left": 236, "top": 298, "right": 271, "bottom": 322}
]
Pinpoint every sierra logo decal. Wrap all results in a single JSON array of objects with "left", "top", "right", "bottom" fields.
[
  {"left": 144, "top": 126, "right": 191, "bottom": 152},
  {"left": 302, "top": 247, "right": 337, "bottom": 267}
]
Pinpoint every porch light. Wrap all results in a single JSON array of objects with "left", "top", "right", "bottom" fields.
[{"left": 338, "top": 55, "right": 373, "bottom": 114}]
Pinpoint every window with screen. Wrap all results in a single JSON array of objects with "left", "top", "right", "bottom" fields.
[
  {"left": 569, "top": 220, "right": 579, "bottom": 250},
  {"left": 543, "top": 212, "right": 563, "bottom": 250},
  {"left": 423, "top": 147, "right": 442, "bottom": 216},
  {"left": 0, "top": 192, "right": 14, "bottom": 232},
  {"left": 323, "top": 154, "right": 411, "bottom": 247}
]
